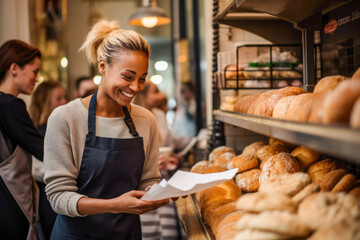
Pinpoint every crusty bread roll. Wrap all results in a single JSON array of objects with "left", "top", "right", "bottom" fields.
[
  {"left": 296, "top": 93, "right": 326, "bottom": 122},
  {"left": 321, "top": 79, "right": 360, "bottom": 124},
  {"left": 258, "top": 87, "right": 307, "bottom": 117},
  {"left": 234, "top": 93, "right": 262, "bottom": 113},
  {"left": 236, "top": 192, "right": 297, "bottom": 213},
  {"left": 268, "top": 137, "right": 296, "bottom": 150},
  {"left": 291, "top": 145, "right": 321, "bottom": 170},
  {"left": 200, "top": 180, "right": 241, "bottom": 209},
  {"left": 307, "top": 92, "right": 328, "bottom": 123},
  {"left": 256, "top": 144, "right": 291, "bottom": 163},
  {"left": 272, "top": 95, "right": 297, "bottom": 119},
  {"left": 285, "top": 93, "right": 312, "bottom": 121},
  {"left": 259, "top": 152, "right": 300, "bottom": 184},
  {"left": 236, "top": 211, "right": 311, "bottom": 238},
  {"left": 350, "top": 96, "right": 360, "bottom": 128},
  {"left": 298, "top": 192, "right": 360, "bottom": 230},
  {"left": 190, "top": 160, "right": 210, "bottom": 173},
  {"left": 209, "top": 146, "right": 236, "bottom": 162},
  {"left": 212, "top": 152, "right": 236, "bottom": 168},
  {"left": 259, "top": 172, "right": 311, "bottom": 197},
  {"left": 235, "top": 169, "right": 261, "bottom": 192},
  {"left": 331, "top": 173, "right": 356, "bottom": 193},
  {"left": 247, "top": 90, "right": 278, "bottom": 115},
  {"left": 307, "top": 158, "right": 343, "bottom": 184},
  {"left": 242, "top": 141, "right": 266, "bottom": 155},
  {"left": 313, "top": 75, "right": 347, "bottom": 94},
  {"left": 226, "top": 154, "right": 258, "bottom": 173},
  {"left": 319, "top": 169, "right": 347, "bottom": 191},
  {"left": 292, "top": 182, "right": 320, "bottom": 204},
  {"left": 213, "top": 211, "right": 244, "bottom": 239}
]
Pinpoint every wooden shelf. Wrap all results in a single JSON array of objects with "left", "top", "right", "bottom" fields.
[{"left": 214, "top": 110, "right": 360, "bottom": 163}]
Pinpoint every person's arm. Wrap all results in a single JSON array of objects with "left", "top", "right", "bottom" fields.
[{"left": 1, "top": 97, "right": 43, "bottom": 160}]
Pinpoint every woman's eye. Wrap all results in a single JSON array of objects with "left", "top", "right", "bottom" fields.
[
  {"left": 122, "top": 75, "right": 132, "bottom": 80},
  {"left": 139, "top": 78, "right": 146, "bottom": 83}
]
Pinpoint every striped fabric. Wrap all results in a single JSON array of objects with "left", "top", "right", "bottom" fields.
[{"left": 140, "top": 202, "right": 187, "bottom": 240}]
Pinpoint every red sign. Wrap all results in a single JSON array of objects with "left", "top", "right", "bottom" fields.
[{"left": 324, "top": 19, "right": 338, "bottom": 35}]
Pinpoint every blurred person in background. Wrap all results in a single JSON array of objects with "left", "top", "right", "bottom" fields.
[
  {"left": 29, "top": 80, "right": 67, "bottom": 239},
  {"left": 74, "top": 75, "right": 97, "bottom": 98},
  {"left": 0, "top": 39, "right": 44, "bottom": 239}
]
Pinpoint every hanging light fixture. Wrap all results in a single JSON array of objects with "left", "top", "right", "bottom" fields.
[{"left": 128, "top": 0, "right": 171, "bottom": 28}]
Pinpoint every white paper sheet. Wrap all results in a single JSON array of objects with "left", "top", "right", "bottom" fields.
[{"left": 141, "top": 168, "right": 238, "bottom": 201}]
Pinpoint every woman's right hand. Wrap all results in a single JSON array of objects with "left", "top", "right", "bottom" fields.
[{"left": 110, "top": 190, "right": 171, "bottom": 215}]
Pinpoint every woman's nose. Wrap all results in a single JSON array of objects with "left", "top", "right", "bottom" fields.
[{"left": 129, "top": 81, "right": 140, "bottom": 92}]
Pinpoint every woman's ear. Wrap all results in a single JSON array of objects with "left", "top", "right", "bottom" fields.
[
  {"left": 9, "top": 63, "right": 18, "bottom": 76},
  {"left": 98, "top": 59, "right": 106, "bottom": 75}
]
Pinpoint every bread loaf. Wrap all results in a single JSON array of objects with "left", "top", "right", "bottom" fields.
[
  {"left": 235, "top": 169, "right": 261, "bottom": 192},
  {"left": 213, "top": 211, "right": 244, "bottom": 239},
  {"left": 313, "top": 75, "right": 347, "bottom": 94},
  {"left": 349, "top": 187, "right": 360, "bottom": 199},
  {"left": 206, "top": 201, "right": 237, "bottom": 229},
  {"left": 200, "top": 180, "right": 241, "bottom": 208},
  {"left": 285, "top": 93, "right": 312, "bottom": 121},
  {"left": 307, "top": 92, "right": 328, "bottom": 123},
  {"left": 350, "top": 96, "right": 360, "bottom": 128},
  {"left": 272, "top": 95, "right": 297, "bottom": 119},
  {"left": 331, "top": 173, "right": 356, "bottom": 193},
  {"left": 296, "top": 93, "right": 323, "bottom": 122},
  {"left": 319, "top": 169, "right": 347, "bottom": 191},
  {"left": 321, "top": 79, "right": 360, "bottom": 124},
  {"left": 234, "top": 93, "right": 262, "bottom": 113},
  {"left": 307, "top": 158, "right": 343, "bottom": 184},
  {"left": 292, "top": 182, "right": 320, "bottom": 204},
  {"left": 213, "top": 152, "right": 236, "bottom": 168},
  {"left": 259, "top": 152, "right": 300, "bottom": 184},
  {"left": 190, "top": 160, "right": 210, "bottom": 173},
  {"left": 247, "top": 90, "right": 277, "bottom": 115},
  {"left": 256, "top": 144, "right": 291, "bottom": 163},
  {"left": 209, "top": 146, "right": 236, "bottom": 162},
  {"left": 291, "top": 145, "right": 321, "bottom": 169},
  {"left": 242, "top": 141, "right": 266, "bottom": 155},
  {"left": 227, "top": 154, "right": 258, "bottom": 173},
  {"left": 201, "top": 165, "right": 227, "bottom": 174},
  {"left": 352, "top": 66, "right": 360, "bottom": 81}
]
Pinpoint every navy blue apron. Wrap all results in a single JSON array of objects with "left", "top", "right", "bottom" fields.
[{"left": 51, "top": 91, "right": 145, "bottom": 240}]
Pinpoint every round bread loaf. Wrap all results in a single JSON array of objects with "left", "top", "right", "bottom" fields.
[
  {"left": 313, "top": 75, "right": 347, "bottom": 94},
  {"left": 349, "top": 187, "right": 360, "bottom": 199},
  {"left": 292, "top": 182, "right": 320, "bottom": 204},
  {"left": 308, "top": 92, "right": 328, "bottom": 123},
  {"left": 235, "top": 229, "right": 292, "bottom": 240},
  {"left": 256, "top": 144, "right": 291, "bottom": 163},
  {"left": 319, "top": 169, "right": 347, "bottom": 191},
  {"left": 236, "top": 211, "right": 311, "bottom": 238},
  {"left": 234, "top": 93, "right": 262, "bottom": 113},
  {"left": 350, "top": 96, "right": 360, "bottom": 128},
  {"left": 285, "top": 93, "right": 312, "bottom": 121},
  {"left": 296, "top": 93, "right": 323, "bottom": 122},
  {"left": 259, "top": 152, "right": 300, "bottom": 184},
  {"left": 268, "top": 137, "right": 296, "bottom": 150},
  {"left": 321, "top": 79, "right": 360, "bottom": 124},
  {"left": 236, "top": 192, "right": 297, "bottom": 213},
  {"left": 212, "top": 210, "right": 244, "bottom": 237},
  {"left": 190, "top": 160, "right": 210, "bottom": 173},
  {"left": 331, "top": 173, "right": 356, "bottom": 193},
  {"left": 247, "top": 90, "right": 277, "bottom": 115},
  {"left": 307, "top": 158, "right": 343, "bottom": 184},
  {"left": 235, "top": 169, "right": 261, "bottom": 192},
  {"left": 307, "top": 219, "right": 360, "bottom": 240},
  {"left": 242, "top": 141, "right": 266, "bottom": 155},
  {"left": 298, "top": 192, "right": 360, "bottom": 230},
  {"left": 209, "top": 146, "right": 236, "bottom": 162},
  {"left": 259, "top": 172, "right": 311, "bottom": 197},
  {"left": 212, "top": 152, "right": 236, "bottom": 168},
  {"left": 200, "top": 180, "right": 241, "bottom": 208},
  {"left": 291, "top": 145, "right": 321, "bottom": 170},
  {"left": 227, "top": 154, "right": 258, "bottom": 173},
  {"left": 272, "top": 95, "right": 297, "bottom": 119}
]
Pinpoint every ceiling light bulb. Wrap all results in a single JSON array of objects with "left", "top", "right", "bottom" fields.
[
  {"left": 141, "top": 17, "right": 159, "bottom": 28},
  {"left": 150, "top": 75, "right": 163, "bottom": 84}
]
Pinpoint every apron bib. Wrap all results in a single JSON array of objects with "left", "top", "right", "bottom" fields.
[{"left": 51, "top": 92, "right": 145, "bottom": 240}]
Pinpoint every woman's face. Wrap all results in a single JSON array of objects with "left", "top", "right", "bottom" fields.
[
  {"left": 14, "top": 57, "right": 40, "bottom": 95},
  {"left": 100, "top": 50, "right": 148, "bottom": 106},
  {"left": 51, "top": 86, "right": 67, "bottom": 111}
]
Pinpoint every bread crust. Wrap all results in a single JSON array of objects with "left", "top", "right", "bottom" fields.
[
  {"left": 313, "top": 75, "right": 347, "bottom": 94},
  {"left": 272, "top": 95, "right": 297, "bottom": 119},
  {"left": 242, "top": 141, "right": 266, "bottom": 155},
  {"left": 350, "top": 96, "right": 360, "bottom": 128},
  {"left": 212, "top": 152, "right": 236, "bottom": 168},
  {"left": 291, "top": 145, "right": 321, "bottom": 170},
  {"left": 234, "top": 93, "right": 262, "bottom": 113},
  {"left": 319, "top": 169, "right": 347, "bottom": 191},
  {"left": 256, "top": 144, "right": 291, "bottom": 163},
  {"left": 209, "top": 146, "right": 236, "bottom": 162},
  {"left": 292, "top": 182, "right": 320, "bottom": 204},
  {"left": 307, "top": 158, "right": 342, "bottom": 184},
  {"left": 349, "top": 186, "right": 360, "bottom": 199},
  {"left": 212, "top": 210, "right": 244, "bottom": 237},
  {"left": 235, "top": 169, "right": 261, "bottom": 192},
  {"left": 331, "top": 173, "right": 356, "bottom": 193},
  {"left": 285, "top": 93, "right": 312, "bottom": 121},
  {"left": 227, "top": 154, "right": 258, "bottom": 173},
  {"left": 190, "top": 160, "right": 210, "bottom": 173}
]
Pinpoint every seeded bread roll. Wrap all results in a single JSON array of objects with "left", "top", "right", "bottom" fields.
[
  {"left": 291, "top": 145, "right": 321, "bottom": 170},
  {"left": 242, "top": 141, "right": 266, "bottom": 155},
  {"left": 235, "top": 169, "right": 261, "bottom": 192},
  {"left": 209, "top": 146, "right": 236, "bottom": 162},
  {"left": 285, "top": 93, "right": 312, "bottom": 121},
  {"left": 331, "top": 173, "right": 357, "bottom": 193},
  {"left": 212, "top": 152, "right": 236, "bottom": 169},
  {"left": 321, "top": 79, "right": 360, "bottom": 124},
  {"left": 307, "top": 158, "right": 343, "bottom": 184},
  {"left": 350, "top": 96, "right": 360, "bottom": 128},
  {"left": 319, "top": 169, "right": 347, "bottom": 191},
  {"left": 256, "top": 144, "right": 291, "bottom": 164},
  {"left": 313, "top": 75, "right": 347, "bottom": 94},
  {"left": 259, "top": 152, "right": 300, "bottom": 184},
  {"left": 227, "top": 154, "right": 258, "bottom": 173}
]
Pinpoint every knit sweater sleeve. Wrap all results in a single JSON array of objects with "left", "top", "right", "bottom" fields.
[{"left": 44, "top": 104, "right": 86, "bottom": 217}]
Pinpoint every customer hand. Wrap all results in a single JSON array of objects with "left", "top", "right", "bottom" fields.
[{"left": 111, "top": 190, "right": 171, "bottom": 214}]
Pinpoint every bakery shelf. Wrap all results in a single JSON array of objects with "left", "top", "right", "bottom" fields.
[
  {"left": 175, "top": 195, "right": 214, "bottom": 240},
  {"left": 214, "top": 109, "right": 360, "bottom": 163}
]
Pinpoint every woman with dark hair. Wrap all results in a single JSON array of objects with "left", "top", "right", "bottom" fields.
[{"left": 0, "top": 39, "right": 44, "bottom": 239}]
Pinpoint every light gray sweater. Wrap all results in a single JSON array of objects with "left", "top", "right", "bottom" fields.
[{"left": 44, "top": 99, "right": 161, "bottom": 217}]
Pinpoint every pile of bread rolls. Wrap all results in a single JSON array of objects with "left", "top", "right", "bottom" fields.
[
  {"left": 190, "top": 139, "right": 360, "bottom": 240},
  {"left": 232, "top": 67, "right": 360, "bottom": 128}
]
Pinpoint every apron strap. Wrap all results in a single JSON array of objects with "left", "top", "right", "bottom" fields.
[
  {"left": 88, "top": 91, "right": 98, "bottom": 136},
  {"left": 123, "top": 106, "right": 139, "bottom": 137}
]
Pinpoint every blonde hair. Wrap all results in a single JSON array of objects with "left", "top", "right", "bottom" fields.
[
  {"left": 29, "top": 81, "right": 64, "bottom": 127},
  {"left": 79, "top": 19, "right": 150, "bottom": 65}
]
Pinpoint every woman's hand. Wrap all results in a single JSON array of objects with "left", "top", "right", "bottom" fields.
[
  {"left": 158, "top": 155, "right": 168, "bottom": 170},
  {"left": 110, "top": 190, "right": 171, "bottom": 214}
]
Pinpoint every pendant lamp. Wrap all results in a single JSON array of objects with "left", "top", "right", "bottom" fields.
[{"left": 128, "top": 0, "right": 171, "bottom": 28}]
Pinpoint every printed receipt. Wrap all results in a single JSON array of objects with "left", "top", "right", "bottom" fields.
[{"left": 141, "top": 168, "right": 238, "bottom": 201}]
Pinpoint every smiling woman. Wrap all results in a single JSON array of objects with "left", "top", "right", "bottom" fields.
[{"left": 43, "top": 19, "right": 180, "bottom": 240}]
